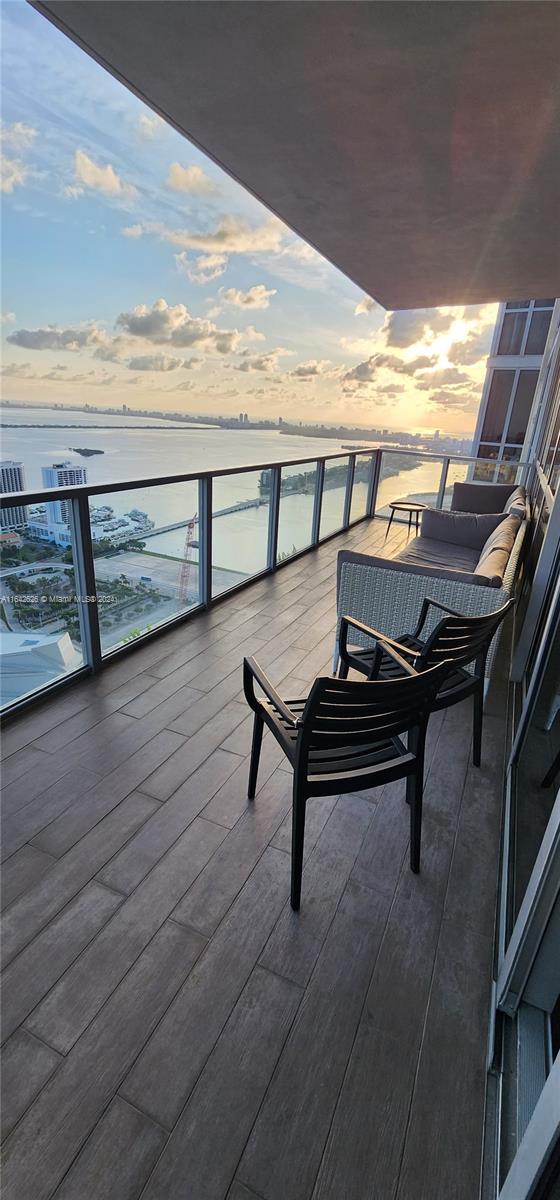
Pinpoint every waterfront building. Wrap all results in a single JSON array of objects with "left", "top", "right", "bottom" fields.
[
  {"left": 0, "top": 460, "right": 27, "bottom": 531},
  {"left": 42, "top": 460, "right": 88, "bottom": 528}
]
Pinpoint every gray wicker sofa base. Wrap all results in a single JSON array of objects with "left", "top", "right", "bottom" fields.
[{"left": 335, "top": 483, "right": 528, "bottom": 675}]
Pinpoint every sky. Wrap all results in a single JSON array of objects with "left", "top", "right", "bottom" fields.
[{"left": 0, "top": 1, "right": 498, "bottom": 436}]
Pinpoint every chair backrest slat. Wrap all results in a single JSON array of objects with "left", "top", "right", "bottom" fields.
[
  {"left": 301, "top": 663, "right": 449, "bottom": 754},
  {"left": 419, "top": 599, "right": 514, "bottom": 671}
]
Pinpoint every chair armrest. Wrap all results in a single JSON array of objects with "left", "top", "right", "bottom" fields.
[
  {"left": 243, "top": 657, "right": 302, "bottom": 728},
  {"left": 376, "top": 639, "right": 419, "bottom": 677},
  {"left": 413, "top": 594, "right": 464, "bottom": 637},
  {"left": 339, "top": 614, "right": 418, "bottom": 661}
]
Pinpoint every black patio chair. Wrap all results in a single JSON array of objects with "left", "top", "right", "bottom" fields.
[
  {"left": 243, "top": 649, "right": 450, "bottom": 910},
  {"left": 338, "top": 596, "right": 515, "bottom": 768}
]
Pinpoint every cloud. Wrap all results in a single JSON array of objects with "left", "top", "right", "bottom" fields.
[
  {"left": 243, "top": 325, "right": 266, "bottom": 343},
  {"left": 428, "top": 389, "right": 481, "bottom": 413},
  {"left": 1, "top": 121, "right": 37, "bottom": 151},
  {"left": 344, "top": 353, "right": 436, "bottom": 384},
  {"left": 92, "top": 334, "right": 135, "bottom": 363},
  {"left": 1, "top": 362, "right": 35, "bottom": 378},
  {"left": 354, "top": 296, "right": 377, "bottom": 316},
  {"left": 127, "top": 353, "right": 184, "bottom": 372},
  {"left": 1, "top": 155, "right": 28, "bottom": 193},
  {"left": 126, "top": 214, "right": 285, "bottom": 283},
  {"left": 127, "top": 214, "right": 283, "bottom": 255},
  {"left": 291, "top": 359, "right": 334, "bottom": 379},
  {"left": 116, "top": 297, "right": 241, "bottom": 355},
  {"left": 233, "top": 348, "right": 291, "bottom": 373},
  {"left": 1, "top": 361, "right": 115, "bottom": 386},
  {"left": 416, "top": 367, "right": 472, "bottom": 390},
  {"left": 170, "top": 380, "right": 196, "bottom": 392},
  {"left": 175, "top": 250, "right": 227, "bottom": 285},
  {"left": 68, "top": 149, "right": 137, "bottom": 202},
  {"left": 448, "top": 328, "right": 494, "bottom": 366},
  {"left": 382, "top": 309, "right": 455, "bottom": 348},
  {"left": 166, "top": 162, "right": 217, "bottom": 196},
  {"left": 137, "top": 113, "right": 163, "bottom": 140},
  {"left": 1, "top": 311, "right": 15, "bottom": 324},
  {"left": 7, "top": 322, "right": 109, "bottom": 352},
  {"left": 218, "top": 285, "right": 277, "bottom": 310}
]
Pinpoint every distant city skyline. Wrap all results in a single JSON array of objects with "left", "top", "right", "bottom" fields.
[{"left": 1, "top": 3, "right": 498, "bottom": 437}]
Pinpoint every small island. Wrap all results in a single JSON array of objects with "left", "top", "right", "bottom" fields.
[{"left": 68, "top": 447, "right": 105, "bottom": 457}]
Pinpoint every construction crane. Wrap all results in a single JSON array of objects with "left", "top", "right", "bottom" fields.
[{"left": 177, "top": 512, "right": 197, "bottom": 605}]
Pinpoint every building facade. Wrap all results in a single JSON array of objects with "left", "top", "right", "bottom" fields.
[
  {"left": 472, "top": 299, "right": 558, "bottom": 477},
  {"left": 0, "top": 460, "right": 27, "bottom": 531},
  {"left": 41, "top": 460, "right": 88, "bottom": 528}
]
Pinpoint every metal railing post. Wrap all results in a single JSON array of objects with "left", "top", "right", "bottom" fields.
[
  {"left": 368, "top": 449, "right": 382, "bottom": 516},
  {"left": 199, "top": 476, "right": 212, "bottom": 607},
  {"left": 367, "top": 450, "right": 380, "bottom": 517},
  {"left": 69, "top": 494, "right": 102, "bottom": 672},
  {"left": 343, "top": 455, "right": 355, "bottom": 527},
  {"left": 311, "top": 460, "right": 325, "bottom": 545},
  {"left": 436, "top": 457, "right": 450, "bottom": 509},
  {"left": 267, "top": 466, "right": 281, "bottom": 570}
]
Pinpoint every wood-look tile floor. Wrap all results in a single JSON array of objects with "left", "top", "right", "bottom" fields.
[{"left": 1, "top": 517, "right": 505, "bottom": 1200}]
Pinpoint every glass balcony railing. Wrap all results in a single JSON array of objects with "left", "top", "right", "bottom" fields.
[
  {"left": 375, "top": 452, "right": 444, "bottom": 517},
  {"left": 89, "top": 479, "right": 201, "bottom": 654},
  {"left": 375, "top": 449, "right": 530, "bottom": 520},
  {"left": 0, "top": 445, "right": 531, "bottom": 714},
  {"left": 276, "top": 462, "right": 318, "bottom": 563}
]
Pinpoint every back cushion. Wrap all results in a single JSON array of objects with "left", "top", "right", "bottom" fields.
[
  {"left": 503, "top": 485, "right": 527, "bottom": 517},
  {"left": 451, "top": 481, "right": 517, "bottom": 514},
  {"left": 421, "top": 507, "right": 508, "bottom": 550},
  {"left": 475, "top": 513, "right": 521, "bottom": 581}
]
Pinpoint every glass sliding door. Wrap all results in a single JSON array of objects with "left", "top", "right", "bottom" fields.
[{"left": 489, "top": 567, "right": 560, "bottom": 1200}]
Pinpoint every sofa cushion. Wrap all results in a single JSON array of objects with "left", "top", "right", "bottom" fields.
[
  {"left": 451, "top": 481, "right": 518, "bottom": 514},
  {"left": 503, "top": 485, "right": 527, "bottom": 517},
  {"left": 395, "top": 536, "right": 479, "bottom": 574},
  {"left": 421, "top": 507, "right": 508, "bottom": 550},
  {"left": 475, "top": 513, "right": 521, "bottom": 582}
]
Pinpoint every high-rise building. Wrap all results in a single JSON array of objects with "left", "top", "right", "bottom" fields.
[
  {"left": 472, "top": 299, "right": 558, "bottom": 475},
  {"left": 0, "top": 460, "right": 27, "bottom": 531},
  {"left": 42, "top": 460, "right": 88, "bottom": 527}
]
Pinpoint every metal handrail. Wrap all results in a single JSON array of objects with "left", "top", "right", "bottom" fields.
[
  {"left": 0, "top": 446, "right": 532, "bottom": 508},
  {"left": 0, "top": 443, "right": 533, "bottom": 717}
]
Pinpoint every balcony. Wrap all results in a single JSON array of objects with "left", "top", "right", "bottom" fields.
[{"left": 1, "top": 480, "right": 511, "bottom": 1200}]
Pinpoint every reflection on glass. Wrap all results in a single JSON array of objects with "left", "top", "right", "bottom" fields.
[
  {"left": 525, "top": 307, "right": 553, "bottom": 356},
  {"left": 441, "top": 461, "right": 470, "bottom": 509},
  {"left": 505, "top": 370, "right": 539, "bottom": 444},
  {"left": 375, "top": 452, "right": 443, "bottom": 517},
  {"left": 473, "top": 447, "right": 499, "bottom": 481},
  {"left": 319, "top": 457, "right": 350, "bottom": 538},
  {"left": 498, "top": 312, "right": 527, "bottom": 355},
  {"left": 276, "top": 462, "right": 317, "bottom": 563},
  {"left": 212, "top": 470, "right": 270, "bottom": 597},
  {"left": 89, "top": 480, "right": 200, "bottom": 654},
  {"left": 481, "top": 370, "right": 515, "bottom": 441},
  {"left": 511, "top": 612, "right": 560, "bottom": 923},
  {"left": 0, "top": 506, "right": 84, "bottom": 709},
  {"left": 349, "top": 455, "right": 373, "bottom": 523}
]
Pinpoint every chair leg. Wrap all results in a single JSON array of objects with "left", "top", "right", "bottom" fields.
[
  {"left": 290, "top": 781, "right": 307, "bottom": 910},
  {"left": 472, "top": 683, "right": 483, "bottom": 768},
  {"left": 407, "top": 767, "right": 423, "bottom": 874},
  {"left": 247, "top": 713, "right": 264, "bottom": 799},
  {"left": 338, "top": 658, "right": 349, "bottom": 679}
]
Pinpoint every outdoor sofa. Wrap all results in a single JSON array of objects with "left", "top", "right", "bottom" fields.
[{"left": 335, "top": 481, "right": 529, "bottom": 672}]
